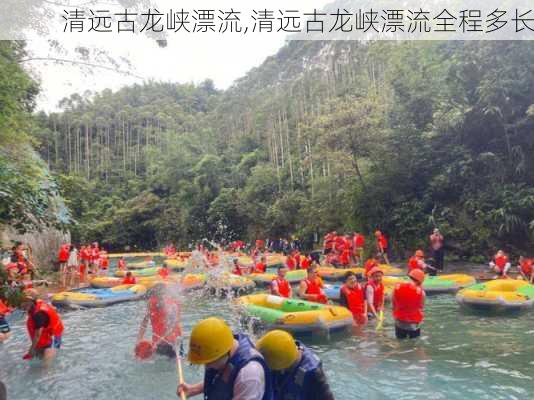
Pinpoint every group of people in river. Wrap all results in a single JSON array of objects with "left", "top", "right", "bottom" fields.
[
  {"left": 57, "top": 241, "right": 110, "bottom": 288},
  {"left": 0, "top": 242, "right": 36, "bottom": 287}
]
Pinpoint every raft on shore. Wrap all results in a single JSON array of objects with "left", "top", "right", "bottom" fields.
[
  {"left": 237, "top": 293, "right": 353, "bottom": 333},
  {"left": 456, "top": 279, "right": 534, "bottom": 311},
  {"left": 51, "top": 285, "right": 147, "bottom": 308}
]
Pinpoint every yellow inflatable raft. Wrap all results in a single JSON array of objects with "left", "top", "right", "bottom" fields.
[
  {"left": 237, "top": 294, "right": 353, "bottom": 333},
  {"left": 163, "top": 258, "right": 188, "bottom": 271},
  {"left": 383, "top": 274, "right": 476, "bottom": 294},
  {"left": 318, "top": 264, "right": 403, "bottom": 281},
  {"left": 206, "top": 273, "right": 256, "bottom": 296},
  {"left": 52, "top": 285, "right": 147, "bottom": 307},
  {"left": 456, "top": 279, "right": 534, "bottom": 311}
]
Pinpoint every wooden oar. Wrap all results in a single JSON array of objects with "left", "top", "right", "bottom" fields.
[
  {"left": 176, "top": 339, "right": 187, "bottom": 400},
  {"left": 375, "top": 310, "right": 384, "bottom": 331}
]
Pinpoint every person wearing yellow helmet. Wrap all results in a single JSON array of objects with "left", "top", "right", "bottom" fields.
[
  {"left": 256, "top": 330, "right": 334, "bottom": 400},
  {"left": 177, "top": 317, "right": 273, "bottom": 400}
]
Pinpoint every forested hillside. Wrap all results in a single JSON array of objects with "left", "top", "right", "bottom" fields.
[{"left": 34, "top": 41, "right": 534, "bottom": 258}]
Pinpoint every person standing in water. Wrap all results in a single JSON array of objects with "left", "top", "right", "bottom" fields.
[
  {"left": 0, "top": 298, "right": 12, "bottom": 343},
  {"left": 137, "top": 284, "right": 182, "bottom": 358},
  {"left": 177, "top": 317, "right": 273, "bottom": 399},
  {"left": 518, "top": 256, "right": 534, "bottom": 283},
  {"left": 256, "top": 330, "right": 334, "bottom": 400},
  {"left": 429, "top": 228, "right": 445, "bottom": 272},
  {"left": 339, "top": 272, "right": 367, "bottom": 325},
  {"left": 366, "top": 267, "right": 385, "bottom": 321},
  {"left": 392, "top": 269, "right": 426, "bottom": 339},
  {"left": 66, "top": 245, "right": 79, "bottom": 288},
  {"left": 20, "top": 289, "right": 64, "bottom": 365}
]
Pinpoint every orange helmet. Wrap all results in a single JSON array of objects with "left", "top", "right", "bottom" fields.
[
  {"left": 368, "top": 267, "right": 384, "bottom": 277},
  {"left": 415, "top": 250, "right": 424, "bottom": 258},
  {"left": 408, "top": 269, "right": 425, "bottom": 283}
]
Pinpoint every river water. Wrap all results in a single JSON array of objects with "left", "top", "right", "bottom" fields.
[{"left": 1, "top": 265, "right": 533, "bottom": 400}]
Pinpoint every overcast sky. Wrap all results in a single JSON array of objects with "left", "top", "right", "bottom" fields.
[{"left": 25, "top": 0, "right": 329, "bottom": 111}]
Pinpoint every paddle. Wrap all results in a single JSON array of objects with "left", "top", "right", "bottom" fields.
[
  {"left": 375, "top": 310, "right": 384, "bottom": 331},
  {"left": 176, "top": 338, "right": 187, "bottom": 400}
]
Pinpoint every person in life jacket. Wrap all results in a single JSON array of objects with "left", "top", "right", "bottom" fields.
[
  {"left": 323, "top": 232, "right": 335, "bottom": 255},
  {"left": 89, "top": 242, "right": 100, "bottom": 274},
  {"left": 407, "top": 250, "right": 433, "bottom": 274},
  {"left": 122, "top": 271, "right": 137, "bottom": 285},
  {"left": 137, "top": 284, "right": 182, "bottom": 359},
  {"left": 339, "top": 272, "right": 367, "bottom": 325},
  {"left": 158, "top": 264, "right": 170, "bottom": 279},
  {"left": 339, "top": 248, "right": 351, "bottom": 268},
  {"left": 20, "top": 289, "right": 64, "bottom": 364},
  {"left": 298, "top": 266, "right": 327, "bottom": 304},
  {"left": 293, "top": 251, "right": 302, "bottom": 269},
  {"left": 286, "top": 254, "right": 296, "bottom": 271},
  {"left": 429, "top": 228, "right": 445, "bottom": 271},
  {"left": 489, "top": 250, "right": 511, "bottom": 278},
  {"left": 98, "top": 251, "right": 109, "bottom": 274},
  {"left": 366, "top": 267, "right": 385, "bottom": 320},
  {"left": 57, "top": 244, "right": 70, "bottom": 286},
  {"left": 117, "top": 256, "right": 127, "bottom": 271},
  {"left": 364, "top": 257, "right": 379, "bottom": 276},
  {"left": 255, "top": 256, "right": 267, "bottom": 273},
  {"left": 0, "top": 298, "right": 12, "bottom": 343},
  {"left": 271, "top": 266, "right": 292, "bottom": 298},
  {"left": 177, "top": 317, "right": 273, "bottom": 400},
  {"left": 392, "top": 269, "right": 426, "bottom": 339},
  {"left": 374, "top": 230, "right": 390, "bottom": 265},
  {"left": 232, "top": 258, "right": 249, "bottom": 276},
  {"left": 518, "top": 256, "right": 534, "bottom": 283},
  {"left": 352, "top": 232, "right": 365, "bottom": 266},
  {"left": 300, "top": 255, "right": 311, "bottom": 270},
  {"left": 256, "top": 330, "right": 334, "bottom": 400}
]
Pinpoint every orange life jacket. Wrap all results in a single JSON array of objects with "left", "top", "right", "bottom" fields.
[
  {"left": 408, "top": 257, "right": 423, "bottom": 272},
  {"left": 366, "top": 280, "right": 385, "bottom": 311},
  {"left": 300, "top": 257, "right": 311, "bottom": 270},
  {"left": 520, "top": 259, "right": 533, "bottom": 276},
  {"left": 255, "top": 262, "right": 266, "bottom": 273},
  {"left": 122, "top": 276, "right": 137, "bottom": 285},
  {"left": 158, "top": 268, "right": 170, "bottom": 279},
  {"left": 304, "top": 278, "right": 327, "bottom": 304},
  {"left": 339, "top": 250, "right": 351, "bottom": 266},
  {"left": 27, "top": 300, "right": 64, "bottom": 348},
  {"left": 365, "top": 259, "right": 378, "bottom": 275},
  {"left": 272, "top": 277, "right": 291, "bottom": 298},
  {"left": 286, "top": 257, "right": 296, "bottom": 270},
  {"left": 495, "top": 255, "right": 508, "bottom": 271},
  {"left": 149, "top": 296, "right": 181, "bottom": 345},
  {"left": 393, "top": 283, "right": 424, "bottom": 324},
  {"left": 341, "top": 284, "right": 366, "bottom": 317}
]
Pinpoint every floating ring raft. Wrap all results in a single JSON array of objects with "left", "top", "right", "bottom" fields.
[
  {"left": 318, "top": 264, "right": 403, "bottom": 281},
  {"left": 126, "top": 261, "right": 157, "bottom": 270},
  {"left": 206, "top": 273, "right": 256, "bottom": 295},
  {"left": 163, "top": 258, "right": 188, "bottom": 271},
  {"left": 249, "top": 270, "right": 307, "bottom": 286},
  {"left": 51, "top": 285, "right": 147, "bottom": 307},
  {"left": 107, "top": 252, "right": 164, "bottom": 258},
  {"left": 114, "top": 267, "right": 161, "bottom": 277},
  {"left": 383, "top": 274, "right": 476, "bottom": 294},
  {"left": 456, "top": 279, "right": 534, "bottom": 311},
  {"left": 237, "top": 294, "right": 353, "bottom": 333}
]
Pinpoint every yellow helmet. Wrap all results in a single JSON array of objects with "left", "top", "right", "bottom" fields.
[
  {"left": 256, "top": 330, "right": 299, "bottom": 370},
  {"left": 187, "top": 318, "right": 234, "bottom": 364}
]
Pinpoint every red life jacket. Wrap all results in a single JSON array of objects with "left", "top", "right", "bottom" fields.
[
  {"left": 301, "top": 257, "right": 311, "bottom": 270},
  {"left": 149, "top": 296, "right": 182, "bottom": 345},
  {"left": 255, "top": 262, "right": 266, "bottom": 273},
  {"left": 393, "top": 283, "right": 424, "bottom": 324},
  {"left": 365, "top": 259, "right": 378, "bottom": 275},
  {"left": 0, "top": 299, "right": 11, "bottom": 316},
  {"left": 335, "top": 236, "right": 346, "bottom": 252},
  {"left": 340, "top": 284, "right": 366, "bottom": 317},
  {"left": 272, "top": 277, "right": 291, "bottom": 298},
  {"left": 377, "top": 235, "right": 388, "bottom": 250},
  {"left": 339, "top": 250, "right": 351, "bottom": 266},
  {"left": 99, "top": 257, "right": 109, "bottom": 269},
  {"left": 354, "top": 234, "right": 365, "bottom": 248},
  {"left": 294, "top": 254, "right": 301, "bottom": 268},
  {"left": 408, "top": 257, "right": 423, "bottom": 272},
  {"left": 90, "top": 248, "right": 100, "bottom": 262},
  {"left": 80, "top": 248, "right": 90, "bottom": 261},
  {"left": 122, "top": 276, "right": 137, "bottom": 285},
  {"left": 158, "top": 268, "right": 170, "bottom": 279},
  {"left": 58, "top": 246, "right": 69, "bottom": 262},
  {"left": 304, "top": 279, "right": 327, "bottom": 304},
  {"left": 286, "top": 257, "right": 296, "bottom": 270},
  {"left": 232, "top": 265, "right": 242, "bottom": 275},
  {"left": 520, "top": 259, "right": 533, "bottom": 276},
  {"left": 366, "top": 280, "right": 385, "bottom": 311},
  {"left": 26, "top": 300, "right": 64, "bottom": 348},
  {"left": 495, "top": 255, "right": 508, "bottom": 271}
]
